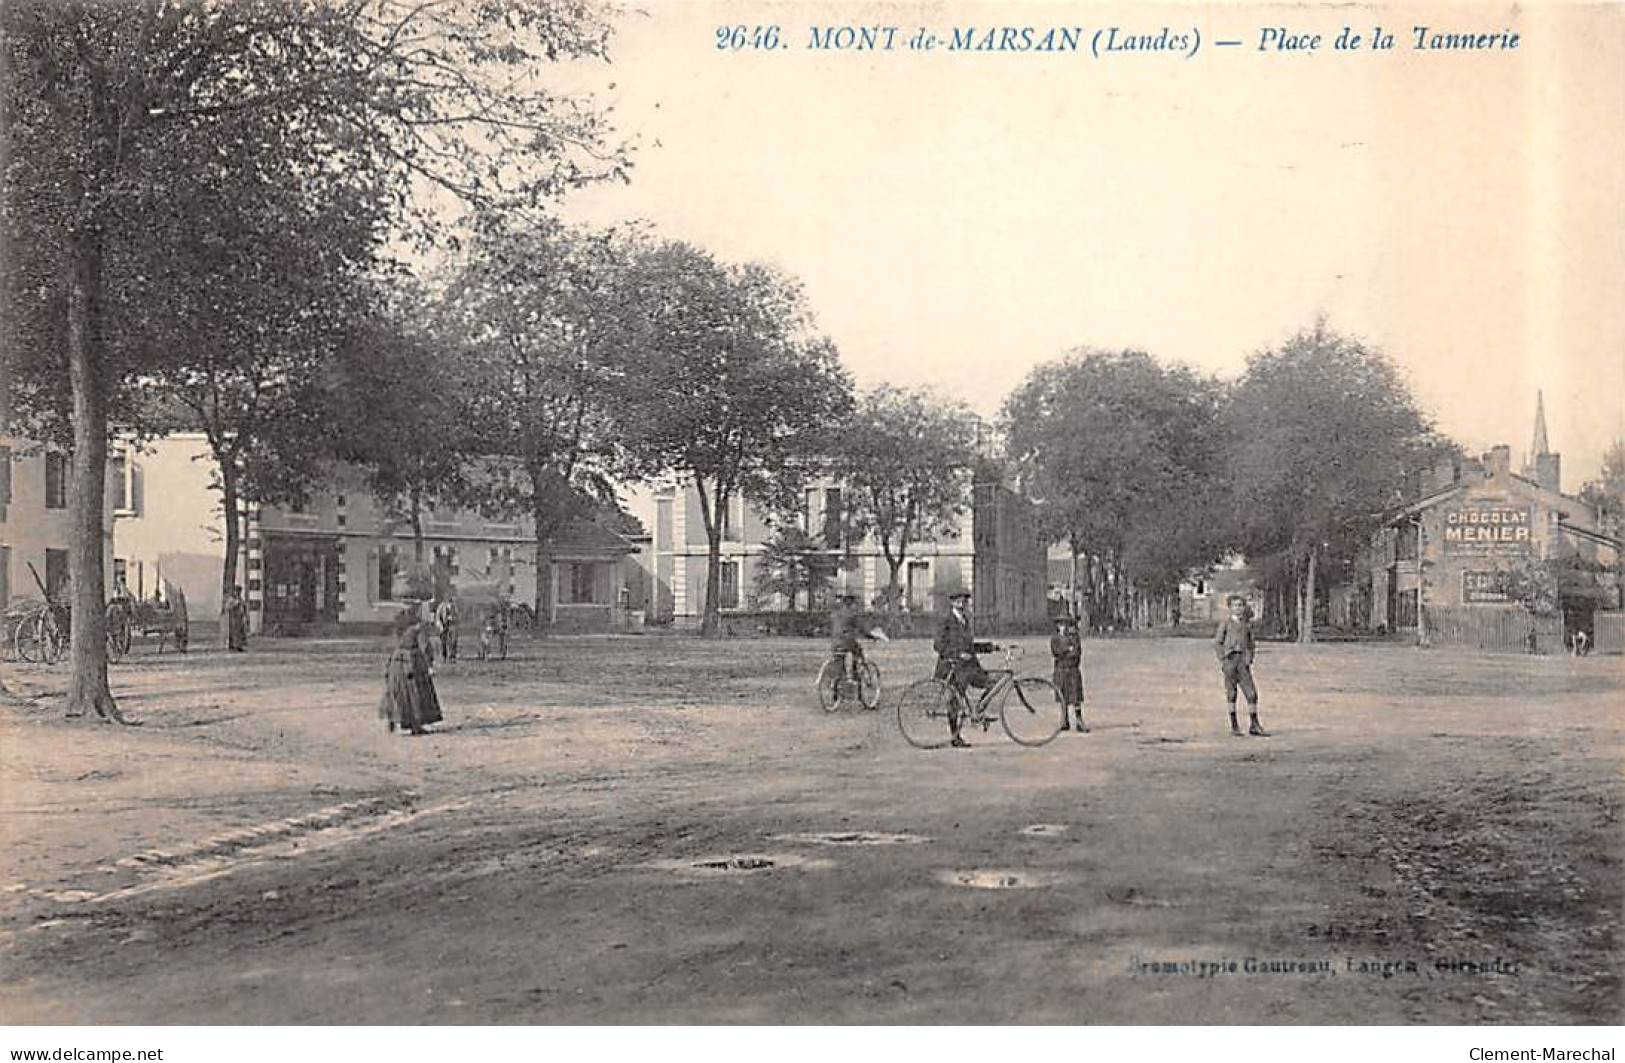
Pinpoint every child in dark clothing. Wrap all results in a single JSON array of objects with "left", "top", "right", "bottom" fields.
[{"left": 1051, "top": 615, "right": 1085, "bottom": 732}]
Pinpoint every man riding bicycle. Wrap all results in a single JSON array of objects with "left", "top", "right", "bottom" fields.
[
  {"left": 829, "top": 593, "right": 877, "bottom": 683},
  {"left": 934, "top": 589, "right": 996, "bottom": 748}
]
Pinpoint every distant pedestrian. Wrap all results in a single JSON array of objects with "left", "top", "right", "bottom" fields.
[
  {"left": 379, "top": 602, "right": 443, "bottom": 736},
  {"left": 1214, "top": 595, "right": 1268, "bottom": 737},
  {"left": 436, "top": 596, "right": 459, "bottom": 661},
  {"left": 1051, "top": 615, "right": 1085, "bottom": 732},
  {"left": 223, "top": 586, "right": 250, "bottom": 652}
]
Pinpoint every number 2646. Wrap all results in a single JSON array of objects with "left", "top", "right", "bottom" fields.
[{"left": 716, "top": 25, "right": 781, "bottom": 49}]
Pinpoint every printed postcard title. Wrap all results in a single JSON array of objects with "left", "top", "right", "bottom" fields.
[{"left": 714, "top": 23, "right": 1520, "bottom": 59}]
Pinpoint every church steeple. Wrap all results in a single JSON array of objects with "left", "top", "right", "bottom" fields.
[{"left": 1525, "top": 390, "right": 1561, "bottom": 493}]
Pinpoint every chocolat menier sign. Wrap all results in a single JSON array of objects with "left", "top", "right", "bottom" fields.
[{"left": 1442, "top": 501, "right": 1532, "bottom": 557}]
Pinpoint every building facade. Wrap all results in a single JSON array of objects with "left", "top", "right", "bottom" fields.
[
  {"left": 1358, "top": 399, "right": 1621, "bottom": 650},
  {"left": 650, "top": 475, "right": 1049, "bottom": 633},
  {"left": 112, "top": 436, "right": 638, "bottom": 634}
]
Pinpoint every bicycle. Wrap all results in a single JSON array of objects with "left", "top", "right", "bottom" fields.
[
  {"left": 896, "top": 645, "right": 1065, "bottom": 748},
  {"left": 13, "top": 601, "right": 67, "bottom": 665},
  {"left": 816, "top": 651, "right": 882, "bottom": 712}
]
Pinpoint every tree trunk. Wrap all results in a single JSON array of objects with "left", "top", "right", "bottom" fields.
[
  {"left": 63, "top": 231, "right": 125, "bottom": 723},
  {"left": 410, "top": 486, "right": 425, "bottom": 564},
  {"left": 1068, "top": 545, "right": 1080, "bottom": 620},
  {"left": 218, "top": 462, "right": 241, "bottom": 646},
  {"left": 532, "top": 498, "right": 553, "bottom": 634},
  {"left": 1298, "top": 551, "right": 1317, "bottom": 644},
  {"left": 696, "top": 481, "right": 728, "bottom": 637}
]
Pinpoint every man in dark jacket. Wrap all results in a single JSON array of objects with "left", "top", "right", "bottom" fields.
[{"left": 934, "top": 590, "right": 995, "bottom": 748}]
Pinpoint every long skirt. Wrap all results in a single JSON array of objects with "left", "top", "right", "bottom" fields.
[
  {"left": 378, "top": 650, "right": 444, "bottom": 732},
  {"left": 1054, "top": 665, "right": 1084, "bottom": 706}
]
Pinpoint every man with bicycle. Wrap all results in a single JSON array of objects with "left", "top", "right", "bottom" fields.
[
  {"left": 934, "top": 589, "right": 995, "bottom": 748},
  {"left": 829, "top": 593, "right": 876, "bottom": 684}
]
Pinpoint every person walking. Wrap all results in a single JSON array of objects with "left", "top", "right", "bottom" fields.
[
  {"left": 223, "top": 586, "right": 250, "bottom": 652},
  {"left": 435, "top": 595, "right": 459, "bottom": 662},
  {"left": 1214, "top": 595, "right": 1268, "bottom": 737},
  {"left": 379, "top": 602, "right": 443, "bottom": 736},
  {"left": 1051, "top": 615, "right": 1085, "bottom": 732}
]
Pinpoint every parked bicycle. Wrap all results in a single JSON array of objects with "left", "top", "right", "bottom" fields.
[
  {"left": 896, "top": 645, "right": 1065, "bottom": 748},
  {"left": 815, "top": 653, "right": 882, "bottom": 712}
]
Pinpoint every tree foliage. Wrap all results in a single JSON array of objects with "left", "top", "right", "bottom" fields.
[
  {"left": 1226, "top": 321, "right": 1443, "bottom": 641},
  {"left": 751, "top": 526, "right": 840, "bottom": 613},
  {"left": 832, "top": 385, "right": 977, "bottom": 609},
  {"left": 618, "top": 241, "right": 853, "bottom": 635},
  {"left": 435, "top": 219, "right": 638, "bottom": 624},
  {"left": 1, "top": 0, "right": 627, "bottom": 718},
  {"left": 1002, "top": 348, "right": 1227, "bottom": 622}
]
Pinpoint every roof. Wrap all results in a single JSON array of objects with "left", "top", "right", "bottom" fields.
[{"left": 543, "top": 517, "right": 639, "bottom": 560}]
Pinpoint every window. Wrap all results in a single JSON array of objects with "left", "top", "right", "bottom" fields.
[
  {"left": 804, "top": 488, "right": 818, "bottom": 533},
  {"left": 718, "top": 560, "right": 740, "bottom": 610},
  {"left": 0, "top": 445, "right": 12, "bottom": 506},
  {"left": 566, "top": 563, "right": 600, "bottom": 604},
  {"left": 720, "top": 496, "right": 738, "bottom": 542},
  {"left": 906, "top": 560, "right": 930, "bottom": 611},
  {"left": 378, "top": 546, "right": 398, "bottom": 602},
  {"left": 44, "top": 452, "right": 67, "bottom": 509},
  {"left": 1395, "top": 522, "right": 1419, "bottom": 562},
  {"left": 822, "top": 488, "right": 842, "bottom": 548},
  {"left": 111, "top": 453, "right": 128, "bottom": 511}
]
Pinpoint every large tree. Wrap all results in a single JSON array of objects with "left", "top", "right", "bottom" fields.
[
  {"left": 435, "top": 220, "right": 638, "bottom": 628},
  {"left": 1226, "top": 321, "right": 1441, "bottom": 643},
  {"left": 834, "top": 385, "right": 978, "bottom": 612},
  {"left": 333, "top": 301, "right": 473, "bottom": 566},
  {"left": 620, "top": 242, "right": 853, "bottom": 635},
  {"left": 1, "top": 0, "right": 624, "bottom": 719},
  {"left": 1002, "top": 349, "right": 1227, "bottom": 626}
]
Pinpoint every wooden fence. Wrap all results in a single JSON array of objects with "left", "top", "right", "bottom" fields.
[
  {"left": 1595, "top": 611, "right": 1625, "bottom": 655},
  {"left": 1425, "top": 606, "right": 1564, "bottom": 654}
]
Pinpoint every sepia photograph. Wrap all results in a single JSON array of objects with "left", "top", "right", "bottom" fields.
[{"left": 1, "top": 0, "right": 1622, "bottom": 1038}]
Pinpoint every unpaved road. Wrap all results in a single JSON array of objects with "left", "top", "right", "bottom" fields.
[{"left": 0, "top": 634, "right": 1619, "bottom": 1023}]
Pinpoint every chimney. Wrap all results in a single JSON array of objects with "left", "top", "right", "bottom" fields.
[
  {"left": 1486, "top": 445, "right": 1512, "bottom": 479},
  {"left": 1535, "top": 452, "right": 1561, "bottom": 494},
  {"left": 1430, "top": 456, "right": 1457, "bottom": 491}
]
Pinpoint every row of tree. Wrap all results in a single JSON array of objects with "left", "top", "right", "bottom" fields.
[{"left": 1002, "top": 324, "right": 1456, "bottom": 642}]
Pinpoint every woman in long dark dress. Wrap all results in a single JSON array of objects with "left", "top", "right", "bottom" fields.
[
  {"left": 223, "top": 586, "right": 250, "bottom": 651},
  {"left": 1051, "top": 615, "right": 1086, "bottom": 733},
  {"left": 379, "top": 603, "right": 443, "bottom": 735}
]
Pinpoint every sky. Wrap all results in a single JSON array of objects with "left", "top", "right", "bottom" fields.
[{"left": 556, "top": 0, "right": 1625, "bottom": 487}]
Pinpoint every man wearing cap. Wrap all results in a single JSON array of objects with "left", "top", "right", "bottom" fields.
[{"left": 934, "top": 590, "right": 995, "bottom": 748}]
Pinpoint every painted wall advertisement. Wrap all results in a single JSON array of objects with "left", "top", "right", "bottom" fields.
[
  {"left": 1442, "top": 502, "right": 1532, "bottom": 557},
  {"left": 1462, "top": 570, "right": 1511, "bottom": 604}
]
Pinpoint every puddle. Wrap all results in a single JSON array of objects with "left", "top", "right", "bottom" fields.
[
  {"left": 646, "top": 852, "right": 834, "bottom": 877},
  {"left": 1106, "top": 887, "right": 1181, "bottom": 908},
  {"left": 775, "top": 831, "right": 930, "bottom": 847},
  {"left": 1018, "top": 824, "right": 1069, "bottom": 837},
  {"left": 936, "top": 868, "right": 1057, "bottom": 890}
]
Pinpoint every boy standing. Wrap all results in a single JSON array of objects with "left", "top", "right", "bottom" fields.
[
  {"left": 1051, "top": 615, "right": 1085, "bottom": 732},
  {"left": 1214, "top": 596, "right": 1268, "bottom": 737}
]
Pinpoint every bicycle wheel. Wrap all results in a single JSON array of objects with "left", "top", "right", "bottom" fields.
[
  {"left": 815, "top": 658, "right": 844, "bottom": 713},
  {"left": 857, "top": 660, "right": 883, "bottom": 710},
  {"left": 14, "top": 615, "right": 41, "bottom": 663},
  {"left": 1001, "top": 677, "right": 1065, "bottom": 747},
  {"left": 897, "top": 678, "right": 956, "bottom": 749}
]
